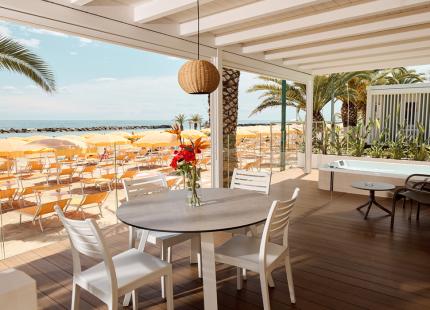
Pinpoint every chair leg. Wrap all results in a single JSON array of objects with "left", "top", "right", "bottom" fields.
[
  {"left": 409, "top": 200, "right": 414, "bottom": 220},
  {"left": 132, "top": 290, "right": 138, "bottom": 310},
  {"left": 128, "top": 226, "right": 136, "bottom": 249},
  {"left": 259, "top": 272, "right": 271, "bottom": 310},
  {"left": 165, "top": 268, "right": 174, "bottom": 310},
  {"left": 268, "top": 273, "right": 275, "bottom": 288},
  {"left": 38, "top": 217, "right": 44, "bottom": 232},
  {"left": 237, "top": 267, "right": 243, "bottom": 290},
  {"left": 161, "top": 244, "right": 168, "bottom": 299},
  {"left": 417, "top": 203, "right": 421, "bottom": 221},
  {"left": 391, "top": 198, "right": 397, "bottom": 229},
  {"left": 71, "top": 282, "right": 80, "bottom": 310},
  {"left": 285, "top": 254, "right": 296, "bottom": 304}
]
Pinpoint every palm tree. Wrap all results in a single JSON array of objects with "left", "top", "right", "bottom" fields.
[
  {"left": 248, "top": 74, "right": 355, "bottom": 123},
  {"left": 375, "top": 67, "right": 424, "bottom": 85},
  {"left": 189, "top": 113, "right": 203, "bottom": 130},
  {"left": 174, "top": 113, "right": 186, "bottom": 130},
  {"left": 0, "top": 35, "right": 55, "bottom": 92},
  {"left": 222, "top": 68, "right": 240, "bottom": 187},
  {"left": 339, "top": 68, "right": 424, "bottom": 126}
]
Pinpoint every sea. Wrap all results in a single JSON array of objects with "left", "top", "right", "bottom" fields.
[{"left": 0, "top": 119, "right": 274, "bottom": 138}]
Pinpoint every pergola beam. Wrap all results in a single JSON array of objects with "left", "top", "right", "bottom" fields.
[
  {"left": 284, "top": 39, "right": 430, "bottom": 65},
  {"left": 264, "top": 27, "right": 430, "bottom": 59},
  {"left": 216, "top": 0, "right": 430, "bottom": 47},
  {"left": 300, "top": 49, "right": 430, "bottom": 70},
  {"left": 179, "top": 0, "right": 325, "bottom": 36},
  {"left": 312, "top": 56, "right": 430, "bottom": 75},
  {"left": 134, "top": 0, "right": 215, "bottom": 23},
  {"left": 242, "top": 11, "right": 430, "bottom": 53},
  {"left": 70, "top": 0, "right": 93, "bottom": 5}
]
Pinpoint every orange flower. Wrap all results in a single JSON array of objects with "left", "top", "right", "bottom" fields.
[
  {"left": 166, "top": 124, "right": 182, "bottom": 142},
  {"left": 193, "top": 137, "right": 209, "bottom": 154}
]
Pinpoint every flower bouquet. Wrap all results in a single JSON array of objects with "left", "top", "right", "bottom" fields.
[{"left": 168, "top": 124, "right": 209, "bottom": 207}]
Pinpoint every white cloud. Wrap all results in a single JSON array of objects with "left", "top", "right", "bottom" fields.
[
  {"left": 2, "top": 86, "right": 17, "bottom": 91},
  {"left": 78, "top": 37, "right": 93, "bottom": 46},
  {"left": 93, "top": 77, "right": 117, "bottom": 82},
  {"left": 29, "top": 27, "right": 68, "bottom": 37},
  {"left": 167, "top": 56, "right": 181, "bottom": 61},
  {"left": 16, "top": 38, "right": 40, "bottom": 48},
  {"left": 0, "top": 24, "right": 11, "bottom": 37},
  {"left": 0, "top": 75, "right": 208, "bottom": 120}
]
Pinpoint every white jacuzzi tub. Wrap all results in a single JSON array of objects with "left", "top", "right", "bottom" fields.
[{"left": 319, "top": 159, "right": 430, "bottom": 196}]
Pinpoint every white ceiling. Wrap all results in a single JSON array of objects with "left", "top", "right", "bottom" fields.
[{"left": 1, "top": 0, "right": 430, "bottom": 79}]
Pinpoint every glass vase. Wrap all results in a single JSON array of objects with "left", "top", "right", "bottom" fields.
[{"left": 186, "top": 166, "right": 201, "bottom": 207}]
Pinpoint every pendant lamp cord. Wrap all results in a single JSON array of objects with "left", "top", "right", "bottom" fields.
[{"left": 197, "top": 0, "right": 200, "bottom": 60}]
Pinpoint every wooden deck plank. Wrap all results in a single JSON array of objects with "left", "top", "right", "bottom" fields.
[{"left": 1, "top": 172, "right": 430, "bottom": 309}]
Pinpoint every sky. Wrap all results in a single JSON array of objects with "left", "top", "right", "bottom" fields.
[
  {"left": 0, "top": 20, "right": 300, "bottom": 123},
  {"left": 0, "top": 20, "right": 429, "bottom": 123}
]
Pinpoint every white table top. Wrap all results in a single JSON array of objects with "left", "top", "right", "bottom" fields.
[
  {"left": 351, "top": 181, "right": 395, "bottom": 191},
  {"left": 116, "top": 188, "right": 273, "bottom": 233}
]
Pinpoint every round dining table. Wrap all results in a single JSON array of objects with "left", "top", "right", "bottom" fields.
[{"left": 117, "top": 188, "right": 274, "bottom": 310}]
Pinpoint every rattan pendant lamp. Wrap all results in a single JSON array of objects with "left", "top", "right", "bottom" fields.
[{"left": 178, "top": 0, "right": 220, "bottom": 94}]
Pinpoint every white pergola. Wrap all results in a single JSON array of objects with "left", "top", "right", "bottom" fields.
[{"left": 1, "top": 0, "right": 430, "bottom": 186}]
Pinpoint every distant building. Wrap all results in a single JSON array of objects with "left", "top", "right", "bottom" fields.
[{"left": 366, "top": 83, "right": 430, "bottom": 142}]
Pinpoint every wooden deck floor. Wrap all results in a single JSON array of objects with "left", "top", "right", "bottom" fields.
[{"left": 1, "top": 170, "right": 430, "bottom": 310}]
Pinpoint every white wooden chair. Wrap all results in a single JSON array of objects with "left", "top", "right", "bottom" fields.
[
  {"left": 230, "top": 168, "right": 271, "bottom": 194},
  {"left": 122, "top": 173, "right": 201, "bottom": 301},
  {"left": 229, "top": 169, "right": 272, "bottom": 280},
  {"left": 55, "top": 206, "right": 173, "bottom": 310},
  {"left": 215, "top": 188, "right": 299, "bottom": 310}
]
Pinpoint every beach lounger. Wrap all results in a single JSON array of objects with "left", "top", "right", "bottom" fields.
[
  {"left": 75, "top": 191, "right": 109, "bottom": 218},
  {"left": 17, "top": 198, "right": 71, "bottom": 231}
]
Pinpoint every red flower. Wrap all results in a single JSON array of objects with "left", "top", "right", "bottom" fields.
[{"left": 182, "top": 149, "right": 195, "bottom": 162}]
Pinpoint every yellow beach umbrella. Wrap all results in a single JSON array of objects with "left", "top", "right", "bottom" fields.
[
  {"left": 180, "top": 129, "right": 206, "bottom": 140},
  {"left": 236, "top": 129, "right": 257, "bottom": 139},
  {"left": 25, "top": 138, "right": 88, "bottom": 156},
  {"left": 58, "top": 135, "right": 86, "bottom": 141},
  {"left": 134, "top": 132, "right": 178, "bottom": 148},
  {"left": 0, "top": 138, "right": 28, "bottom": 157},
  {"left": 110, "top": 131, "right": 132, "bottom": 138},
  {"left": 24, "top": 135, "right": 50, "bottom": 142},
  {"left": 85, "top": 134, "right": 130, "bottom": 146}
]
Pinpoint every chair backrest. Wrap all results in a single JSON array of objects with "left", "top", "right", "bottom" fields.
[
  {"left": 0, "top": 160, "right": 14, "bottom": 173},
  {"left": 81, "top": 165, "right": 96, "bottom": 174},
  {"left": 120, "top": 170, "right": 137, "bottom": 180},
  {"left": 37, "top": 198, "right": 70, "bottom": 216},
  {"left": 28, "top": 160, "right": 44, "bottom": 172},
  {"left": 230, "top": 168, "right": 271, "bottom": 194},
  {"left": 122, "top": 173, "right": 167, "bottom": 201},
  {"left": 101, "top": 173, "right": 116, "bottom": 181},
  {"left": 242, "top": 158, "right": 262, "bottom": 171},
  {"left": 0, "top": 187, "right": 17, "bottom": 199},
  {"left": 81, "top": 192, "right": 109, "bottom": 207},
  {"left": 405, "top": 174, "right": 430, "bottom": 192},
  {"left": 55, "top": 206, "right": 117, "bottom": 291},
  {"left": 59, "top": 168, "right": 75, "bottom": 176},
  {"left": 259, "top": 188, "right": 299, "bottom": 266},
  {"left": 167, "top": 176, "right": 183, "bottom": 190}
]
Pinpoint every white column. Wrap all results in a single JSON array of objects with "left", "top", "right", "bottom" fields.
[
  {"left": 210, "top": 49, "right": 223, "bottom": 188},
  {"left": 304, "top": 77, "right": 314, "bottom": 173}
]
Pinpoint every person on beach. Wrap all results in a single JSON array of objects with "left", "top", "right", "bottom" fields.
[{"left": 100, "top": 147, "right": 110, "bottom": 162}]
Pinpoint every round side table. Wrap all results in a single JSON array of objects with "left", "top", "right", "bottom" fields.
[{"left": 351, "top": 181, "right": 395, "bottom": 219}]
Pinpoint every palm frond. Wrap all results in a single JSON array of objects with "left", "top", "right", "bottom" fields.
[{"left": 0, "top": 35, "right": 56, "bottom": 92}]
